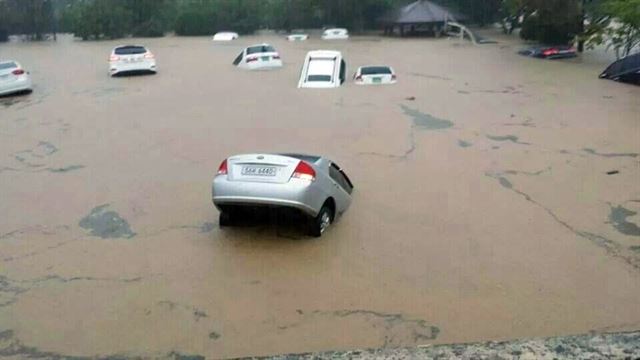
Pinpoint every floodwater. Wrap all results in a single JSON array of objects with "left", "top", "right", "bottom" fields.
[{"left": 1, "top": 32, "right": 639, "bottom": 358}]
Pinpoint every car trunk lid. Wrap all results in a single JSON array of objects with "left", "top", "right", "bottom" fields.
[
  {"left": 227, "top": 154, "right": 300, "bottom": 184},
  {"left": 362, "top": 73, "right": 393, "bottom": 84},
  {"left": 0, "top": 63, "right": 19, "bottom": 83}
]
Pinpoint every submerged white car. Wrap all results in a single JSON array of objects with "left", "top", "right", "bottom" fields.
[
  {"left": 321, "top": 28, "right": 349, "bottom": 40},
  {"left": 354, "top": 66, "right": 396, "bottom": 85},
  {"left": 212, "top": 153, "right": 354, "bottom": 237},
  {"left": 213, "top": 32, "right": 239, "bottom": 41},
  {"left": 0, "top": 61, "right": 32, "bottom": 96},
  {"left": 287, "top": 31, "right": 309, "bottom": 41},
  {"left": 298, "top": 50, "right": 346, "bottom": 88},
  {"left": 233, "top": 44, "right": 283, "bottom": 70},
  {"left": 109, "top": 45, "right": 156, "bottom": 76}
]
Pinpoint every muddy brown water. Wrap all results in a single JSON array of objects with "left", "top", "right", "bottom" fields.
[{"left": 1, "top": 33, "right": 639, "bottom": 359}]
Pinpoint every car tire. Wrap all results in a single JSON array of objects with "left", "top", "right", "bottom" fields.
[
  {"left": 219, "top": 210, "right": 234, "bottom": 227},
  {"left": 309, "top": 205, "right": 333, "bottom": 238}
]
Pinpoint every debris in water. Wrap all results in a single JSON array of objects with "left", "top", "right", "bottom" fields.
[
  {"left": 400, "top": 105, "right": 453, "bottom": 130},
  {"left": 458, "top": 140, "right": 472, "bottom": 148},
  {"left": 486, "top": 135, "right": 531, "bottom": 145},
  {"left": 405, "top": 96, "right": 416, "bottom": 101},
  {"left": 608, "top": 205, "right": 640, "bottom": 237},
  {"left": 48, "top": 165, "right": 85, "bottom": 173},
  {"left": 606, "top": 170, "right": 619, "bottom": 175},
  {"left": 79, "top": 204, "right": 135, "bottom": 239},
  {"left": 583, "top": 148, "right": 638, "bottom": 158}
]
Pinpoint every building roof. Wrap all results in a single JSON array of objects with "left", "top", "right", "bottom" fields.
[{"left": 380, "top": 0, "right": 463, "bottom": 24}]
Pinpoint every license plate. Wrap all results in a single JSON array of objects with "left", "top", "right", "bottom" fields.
[
  {"left": 372, "top": 77, "right": 382, "bottom": 83},
  {"left": 242, "top": 165, "right": 276, "bottom": 176},
  {"left": 261, "top": 56, "right": 269, "bottom": 61}
]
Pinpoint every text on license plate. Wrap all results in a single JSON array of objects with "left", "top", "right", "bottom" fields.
[{"left": 242, "top": 166, "right": 277, "bottom": 176}]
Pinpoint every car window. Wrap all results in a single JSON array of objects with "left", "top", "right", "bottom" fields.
[
  {"left": 114, "top": 46, "right": 147, "bottom": 55},
  {"left": 247, "top": 45, "right": 275, "bottom": 55},
  {"left": 0, "top": 62, "right": 17, "bottom": 70},
  {"left": 330, "top": 163, "right": 353, "bottom": 194},
  {"left": 308, "top": 74, "right": 332, "bottom": 82},
  {"left": 361, "top": 66, "right": 391, "bottom": 75},
  {"left": 621, "top": 55, "right": 640, "bottom": 73},
  {"left": 233, "top": 52, "right": 243, "bottom": 65}
]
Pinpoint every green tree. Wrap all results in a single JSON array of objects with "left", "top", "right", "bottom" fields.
[
  {"left": 66, "top": 0, "right": 132, "bottom": 40},
  {"left": 502, "top": 0, "right": 582, "bottom": 44},
  {"left": 585, "top": 0, "right": 640, "bottom": 58},
  {"left": 1, "top": 0, "right": 56, "bottom": 40}
]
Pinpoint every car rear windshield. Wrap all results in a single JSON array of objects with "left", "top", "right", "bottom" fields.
[
  {"left": 114, "top": 46, "right": 147, "bottom": 55},
  {"left": 247, "top": 45, "right": 276, "bottom": 55},
  {"left": 307, "top": 75, "right": 332, "bottom": 82},
  {"left": 0, "top": 62, "right": 17, "bottom": 70},
  {"left": 361, "top": 66, "right": 391, "bottom": 75}
]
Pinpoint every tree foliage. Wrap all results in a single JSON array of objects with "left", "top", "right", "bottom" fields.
[
  {"left": 502, "top": 0, "right": 582, "bottom": 44},
  {"left": 585, "top": 0, "right": 640, "bottom": 58},
  {"left": 0, "top": 0, "right": 56, "bottom": 40}
]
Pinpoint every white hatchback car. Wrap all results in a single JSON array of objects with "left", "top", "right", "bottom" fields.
[
  {"left": 298, "top": 50, "right": 346, "bottom": 88},
  {"left": 354, "top": 66, "right": 396, "bottom": 85},
  {"left": 321, "top": 28, "right": 349, "bottom": 40},
  {"left": 233, "top": 44, "right": 283, "bottom": 70},
  {"left": 213, "top": 32, "right": 239, "bottom": 41},
  {"left": 0, "top": 61, "right": 32, "bottom": 96},
  {"left": 109, "top": 45, "right": 156, "bottom": 76}
]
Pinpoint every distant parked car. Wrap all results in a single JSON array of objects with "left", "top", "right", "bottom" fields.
[
  {"left": 298, "top": 50, "right": 346, "bottom": 88},
  {"left": 109, "top": 45, "right": 156, "bottom": 76},
  {"left": 287, "top": 30, "right": 309, "bottom": 41},
  {"left": 233, "top": 44, "right": 283, "bottom": 70},
  {"left": 212, "top": 153, "right": 354, "bottom": 237},
  {"left": 599, "top": 52, "right": 640, "bottom": 85},
  {"left": 354, "top": 66, "right": 396, "bottom": 85},
  {"left": 518, "top": 45, "right": 577, "bottom": 59},
  {"left": 322, "top": 28, "right": 349, "bottom": 40},
  {"left": 213, "top": 32, "right": 239, "bottom": 41},
  {"left": 0, "top": 61, "right": 32, "bottom": 96}
]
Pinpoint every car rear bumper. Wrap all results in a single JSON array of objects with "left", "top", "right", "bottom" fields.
[
  {"left": 212, "top": 176, "right": 323, "bottom": 217},
  {"left": 245, "top": 60, "right": 283, "bottom": 70},
  {"left": 0, "top": 76, "right": 32, "bottom": 96},
  {"left": 110, "top": 60, "right": 157, "bottom": 75}
]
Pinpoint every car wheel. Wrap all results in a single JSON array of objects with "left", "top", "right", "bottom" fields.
[
  {"left": 219, "top": 210, "right": 234, "bottom": 227},
  {"left": 309, "top": 206, "right": 333, "bottom": 238}
]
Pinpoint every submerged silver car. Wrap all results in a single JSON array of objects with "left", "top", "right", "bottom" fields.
[{"left": 212, "top": 153, "right": 354, "bottom": 237}]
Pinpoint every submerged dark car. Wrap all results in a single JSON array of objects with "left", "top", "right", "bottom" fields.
[
  {"left": 599, "top": 53, "right": 640, "bottom": 85},
  {"left": 518, "top": 45, "right": 577, "bottom": 59}
]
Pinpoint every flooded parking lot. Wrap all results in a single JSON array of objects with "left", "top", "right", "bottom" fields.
[{"left": 1, "top": 33, "right": 639, "bottom": 358}]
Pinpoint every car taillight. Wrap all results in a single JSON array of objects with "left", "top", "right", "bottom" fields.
[
  {"left": 355, "top": 75, "right": 362, "bottom": 81},
  {"left": 110, "top": 55, "right": 120, "bottom": 62},
  {"left": 12, "top": 69, "right": 25, "bottom": 75},
  {"left": 246, "top": 57, "right": 258, "bottom": 63},
  {"left": 144, "top": 52, "right": 154, "bottom": 59},
  {"left": 217, "top": 159, "right": 228, "bottom": 176},
  {"left": 292, "top": 161, "right": 315, "bottom": 182},
  {"left": 543, "top": 48, "right": 558, "bottom": 56},
  {"left": 391, "top": 74, "right": 396, "bottom": 80}
]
